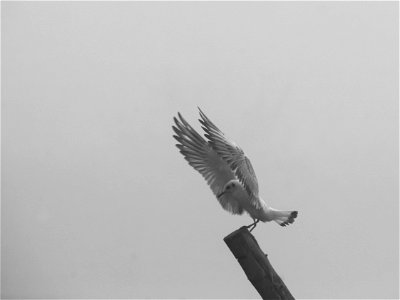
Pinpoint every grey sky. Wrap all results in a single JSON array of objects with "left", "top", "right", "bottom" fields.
[{"left": 2, "top": 1, "right": 398, "bottom": 299}]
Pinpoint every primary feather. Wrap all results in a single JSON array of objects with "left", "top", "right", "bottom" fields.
[
  {"left": 198, "top": 107, "right": 262, "bottom": 209},
  {"left": 172, "top": 113, "right": 244, "bottom": 215}
]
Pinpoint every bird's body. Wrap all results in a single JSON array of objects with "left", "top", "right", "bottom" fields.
[
  {"left": 219, "top": 179, "right": 266, "bottom": 221},
  {"left": 218, "top": 179, "right": 297, "bottom": 225},
  {"left": 172, "top": 108, "right": 298, "bottom": 229}
]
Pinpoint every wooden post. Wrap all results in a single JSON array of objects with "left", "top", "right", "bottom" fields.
[{"left": 224, "top": 226, "right": 295, "bottom": 300}]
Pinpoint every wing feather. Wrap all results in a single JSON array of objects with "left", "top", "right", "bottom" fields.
[
  {"left": 198, "top": 107, "right": 262, "bottom": 209},
  {"left": 173, "top": 113, "right": 244, "bottom": 215}
]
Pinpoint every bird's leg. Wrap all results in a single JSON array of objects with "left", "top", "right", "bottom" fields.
[
  {"left": 250, "top": 219, "right": 260, "bottom": 232},
  {"left": 246, "top": 218, "right": 257, "bottom": 229},
  {"left": 246, "top": 218, "right": 260, "bottom": 232}
]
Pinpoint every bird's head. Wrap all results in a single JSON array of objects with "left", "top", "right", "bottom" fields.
[{"left": 217, "top": 180, "right": 240, "bottom": 198}]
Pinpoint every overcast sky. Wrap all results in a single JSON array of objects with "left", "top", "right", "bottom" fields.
[{"left": 2, "top": 2, "right": 398, "bottom": 299}]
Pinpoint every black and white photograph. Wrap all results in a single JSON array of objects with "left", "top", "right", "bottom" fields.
[{"left": 2, "top": 1, "right": 399, "bottom": 299}]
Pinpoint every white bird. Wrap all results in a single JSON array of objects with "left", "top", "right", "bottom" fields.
[{"left": 172, "top": 107, "right": 298, "bottom": 231}]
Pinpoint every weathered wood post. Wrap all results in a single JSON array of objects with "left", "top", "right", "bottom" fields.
[{"left": 224, "top": 226, "right": 295, "bottom": 300}]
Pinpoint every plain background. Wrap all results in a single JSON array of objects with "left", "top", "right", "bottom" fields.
[{"left": 2, "top": 1, "right": 399, "bottom": 299}]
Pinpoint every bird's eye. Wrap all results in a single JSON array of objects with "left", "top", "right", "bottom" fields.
[
  {"left": 231, "top": 183, "right": 235, "bottom": 187},
  {"left": 226, "top": 186, "right": 230, "bottom": 190}
]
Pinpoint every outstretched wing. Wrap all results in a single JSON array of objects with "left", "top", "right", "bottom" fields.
[
  {"left": 172, "top": 113, "right": 244, "bottom": 215},
  {"left": 198, "top": 107, "right": 262, "bottom": 209}
]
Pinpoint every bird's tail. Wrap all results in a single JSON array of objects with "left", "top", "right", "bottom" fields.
[{"left": 270, "top": 209, "right": 298, "bottom": 227}]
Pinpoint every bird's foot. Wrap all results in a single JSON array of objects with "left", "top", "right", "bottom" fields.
[{"left": 246, "top": 219, "right": 260, "bottom": 232}]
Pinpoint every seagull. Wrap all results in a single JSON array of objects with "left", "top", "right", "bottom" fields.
[{"left": 172, "top": 107, "right": 298, "bottom": 231}]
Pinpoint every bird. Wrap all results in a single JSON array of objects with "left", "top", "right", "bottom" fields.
[{"left": 172, "top": 107, "right": 298, "bottom": 232}]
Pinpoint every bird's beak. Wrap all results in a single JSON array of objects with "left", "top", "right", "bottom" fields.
[{"left": 217, "top": 191, "right": 225, "bottom": 198}]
